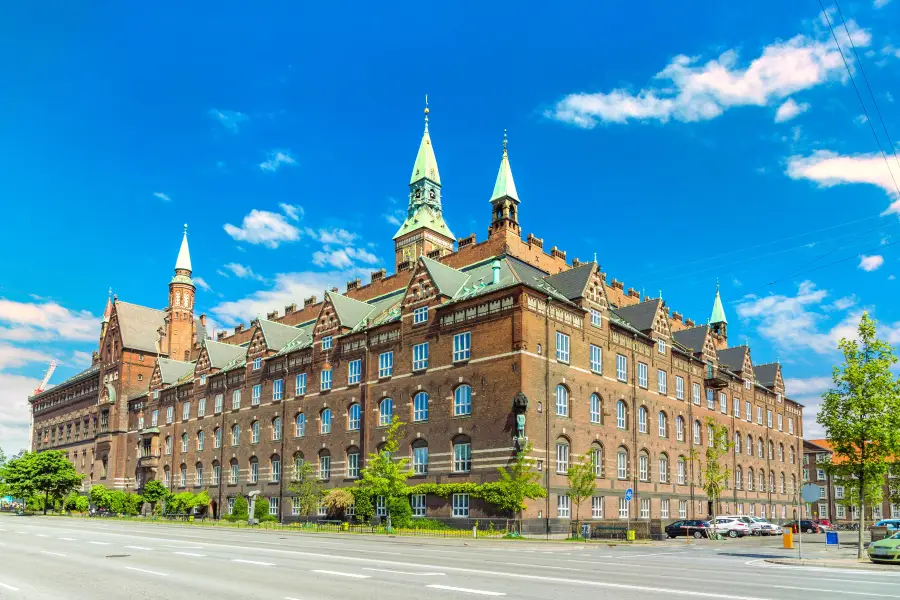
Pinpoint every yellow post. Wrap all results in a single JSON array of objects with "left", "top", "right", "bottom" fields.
[
  {"left": 626, "top": 530, "right": 636, "bottom": 542},
  {"left": 782, "top": 530, "right": 793, "bottom": 549}
]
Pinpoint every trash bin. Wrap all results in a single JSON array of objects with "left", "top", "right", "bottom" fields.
[
  {"left": 626, "top": 530, "right": 636, "bottom": 541},
  {"left": 783, "top": 530, "right": 793, "bottom": 549}
]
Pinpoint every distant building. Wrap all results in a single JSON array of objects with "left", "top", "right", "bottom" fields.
[{"left": 30, "top": 107, "right": 803, "bottom": 523}]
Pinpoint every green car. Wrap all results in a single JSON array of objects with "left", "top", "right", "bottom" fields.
[{"left": 867, "top": 531, "right": 900, "bottom": 563}]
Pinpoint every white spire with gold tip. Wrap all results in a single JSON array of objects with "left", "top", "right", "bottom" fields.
[
  {"left": 491, "top": 129, "right": 519, "bottom": 202},
  {"left": 175, "top": 223, "right": 192, "bottom": 273}
]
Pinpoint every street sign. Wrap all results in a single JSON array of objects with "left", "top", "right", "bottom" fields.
[
  {"left": 800, "top": 483, "right": 820, "bottom": 503},
  {"left": 826, "top": 531, "right": 839, "bottom": 545},
  {"left": 624, "top": 488, "right": 633, "bottom": 502}
]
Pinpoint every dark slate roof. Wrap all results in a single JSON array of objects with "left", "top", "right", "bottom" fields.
[
  {"left": 612, "top": 299, "right": 660, "bottom": 332},
  {"left": 755, "top": 363, "right": 779, "bottom": 388},
  {"left": 717, "top": 346, "right": 748, "bottom": 372},
  {"left": 30, "top": 363, "right": 101, "bottom": 401},
  {"left": 673, "top": 326, "right": 708, "bottom": 354},
  {"left": 116, "top": 301, "right": 167, "bottom": 353},
  {"left": 541, "top": 262, "right": 595, "bottom": 300}
]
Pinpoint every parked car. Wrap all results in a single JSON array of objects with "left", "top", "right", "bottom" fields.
[
  {"left": 874, "top": 519, "right": 900, "bottom": 532},
  {"left": 817, "top": 518, "right": 833, "bottom": 528},
  {"left": 784, "top": 520, "right": 822, "bottom": 533},
  {"left": 755, "top": 522, "right": 784, "bottom": 536},
  {"left": 867, "top": 530, "right": 900, "bottom": 564},
  {"left": 712, "top": 517, "right": 751, "bottom": 538},
  {"left": 665, "top": 520, "right": 713, "bottom": 539}
]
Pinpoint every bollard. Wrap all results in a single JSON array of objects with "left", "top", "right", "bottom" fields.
[
  {"left": 626, "top": 530, "right": 636, "bottom": 542},
  {"left": 473, "top": 526, "right": 477, "bottom": 538},
  {"left": 783, "top": 530, "right": 793, "bottom": 549}
]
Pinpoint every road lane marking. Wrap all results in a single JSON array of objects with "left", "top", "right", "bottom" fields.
[
  {"left": 35, "top": 534, "right": 49, "bottom": 538},
  {"left": 232, "top": 559, "right": 275, "bottom": 566},
  {"left": 0, "top": 582, "right": 20, "bottom": 591},
  {"left": 88, "top": 541, "right": 110, "bottom": 545},
  {"left": 427, "top": 585, "right": 505, "bottom": 596},
  {"left": 125, "top": 546, "right": 152, "bottom": 550},
  {"left": 17, "top": 531, "right": 27, "bottom": 534},
  {"left": 59, "top": 537, "right": 76, "bottom": 541},
  {"left": 124, "top": 567, "right": 168, "bottom": 577},
  {"left": 173, "top": 552, "right": 206, "bottom": 557},
  {"left": 362, "top": 568, "right": 445, "bottom": 576},
  {"left": 40, "top": 551, "right": 66, "bottom": 557},
  {"left": 311, "top": 570, "right": 370, "bottom": 579}
]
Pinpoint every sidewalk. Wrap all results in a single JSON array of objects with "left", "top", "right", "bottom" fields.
[{"left": 765, "top": 557, "right": 900, "bottom": 571}]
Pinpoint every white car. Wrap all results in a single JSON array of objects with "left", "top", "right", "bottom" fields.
[
  {"left": 753, "top": 521, "right": 783, "bottom": 536},
  {"left": 712, "top": 517, "right": 751, "bottom": 538}
]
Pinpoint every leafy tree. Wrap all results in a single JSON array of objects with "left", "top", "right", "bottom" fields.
[
  {"left": 0, "top": 451, "right": 83, "bottom": 514},
  {"left": 480, "top": 442, "right": 545, "bottom": 519},
  {"left": 0, "top": 446, "right": 6, "bottom": 467},
  {"left": 566, "top": 454, "right": 596, "bottom": 534},
  {"left": 74, "top": 495, "right": 89, "bottom": 513},
  {"left": 287, "top": 460, "right": 323, "bottom": 519},
  {"left": 231, "top": 495, "right": 249, "bottom": 521},
  {"left": 141, "top": 480, "right": 170, "bottom": 514},
  {"left": 818, "top": 313, "right": 900, "bottom": 558},
  {"left": 124, "top": 493, "right": 144, "bottom": 516},
  {"left": 254, "top": 496, "right": 275, "bottom": 522},
  {"left": 168, "top": 491, "right": 196, "bottom": 514},
  {"left": 322, "top": 488, "right": 354, "bottom": 518},
  {"left": 692, "top": 417, "right": 733, "bottom": 536},
  {"left": 192, "top": 491, "right": 211, "bottom": 514},
  {"left": 89, "top": 484, "right": 111, "bottom": 509},
  {"left": 355, "top": 416, "right": 413, "bottom": 530}
]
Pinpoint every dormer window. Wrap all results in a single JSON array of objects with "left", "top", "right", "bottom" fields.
[
  {"left": 200, "top": 374, "right": 207, "bottom": 386},
  {"left": 744, "top": 379, "right": 751, "bottom": 390},
  {"left": 657, "top": 339, "right": 666, "bottom": 354},
  {"left": 322, "top": 336, "right": 333, "bottom": 351},
  {"left": 253, "top": 357, "right": 262, "bottom": 370}
]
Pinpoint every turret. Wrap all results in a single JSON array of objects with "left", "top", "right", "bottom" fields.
[
  {"left": 167, "top": 224, "right": 196, "bottom": 361},
  {"left": 488, "top": 130, "right": 521, "bottom": 238}
]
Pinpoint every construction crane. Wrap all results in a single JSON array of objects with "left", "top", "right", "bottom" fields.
[{"left": 33, "top": 360, "right": 57, "bottom": 396}]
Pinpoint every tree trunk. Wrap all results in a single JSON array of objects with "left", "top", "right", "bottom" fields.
[
  {"left": 44, "top": 490, "right": 49, "bottom": 515},
  {"left": 858, "top": 497, "right": 865, "bottom": 559}
]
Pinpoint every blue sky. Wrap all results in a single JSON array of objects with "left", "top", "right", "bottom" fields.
[{"left": 2, "top": 1, "right": 900, "bottom": 452}]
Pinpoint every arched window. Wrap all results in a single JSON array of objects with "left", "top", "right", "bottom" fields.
[
  {"left": 791, "top": 474, "right": 797, "bottom": 494},
  {"left": 181, "top": 432, "right": 188, "bottom": 452},
  {"left": 556, "top": 438, "right": 570, "bottom": 473},
  {"left": 591, "top": 445, "right": 603, "bottom": 477},
  {"left": 639, "top": 451, "right": 650, "bottom": 481},
  {"left": 734, "top": 432, "right": 741, "bottom": 453},
  {"left": 590, "top": 394, "right": 602, "bottom": 424},
  {"left": 658, "top": 453, "right": 669, "bottom": 483},
  {"left": 617, "top": 448, "right": 629, "bottom": 479},
  {"left": 412, "top": 439, "right": 429, "bottom": 475},
  {"left": 675, "top": 416, "right": 685, "bottom": 441},
  {"left": 778, "top": 443, "right": 784, "bottom": 462},
  {"left": 454, "top": 385, "right": 472, "bottom": 416},
  {"left": 789, "top": 445, "right": 795, "bottom": 464},
  {"left": 693, "top": 420, "right": 701, "bottom": 445},
  {"left": 231, "top": 424, "right": 240, "bottom": 446},
  {"left": 707, "top": 424, "right": 714, "bottom": 447},
  {"left": 318, "top": 449, "right": 331, "bottom": 480},
  {"left": 213, "top": 427, "right": 221, "bottom": 449},
  {"left": 212, "top": 460, "right": 220, "bottom": 485},
  {"left": 195, "top": 462, "right": 203, "bottom": 485},
  {"left": 735, "top": 466, "right": 743, "bottom": 489},
  {"left": 320, "top": 409, "right": 332, "bottom": 434},
  {"left": 295, "top": 413, "right": 306, "bottom": 437},
  {"left": 638, "top": 406, "right": 648, "bottom": 433},
  {"left": 616, "top": 401, "right": 627, "bottom": 429},
  {"left": 379, "top": 398, "right": 393, "bottom": 426},
  {"left": 346, "top": 446, "right": 360, "bottom": 478},
  {"left": 746, "top": 434, "right": 752, "bottom": 456},
  {"left": 293, "top": 452, "right": 305, "bottom": 479},
  {"left": 229, "top": 458, "right": 239, "bottom": 484},
  {"left": 747, "top": 467, "right": 754, "bottom": 491},
  {"left": 249, "top": 456, "right": 259, "bottom": 483},
  {"left": 272, "top": 417, "right": 282, "bottom": 441},
  {"left": 555, "top": 385, "right": 569, "bottom": 417},
  {"left": 757, "top": 438, "right": 763, "bottom": 458},
  {"left": 348, "top": 403, "right": 361, "bottom": 431},
  {"left": 271, "top": 455, "right": 281, "bottom": 482},
  {"left": 769, "top": 471, "right": 775, "bottom": 492},
  {"left": 779, "top": 472, "right": 785, "bottom": 494},
  {"left": 197, "top": 430, "right": 205, "bottom": 450},
  {"left": 768, "top": 440, "right": 774, "bottom": 460},
  {"left": 414, "top": 391, "right": 429, "bottom": 421},
  {"left": 251, "top": 420, "right": 261, "bottom": 444},
  {"left": 677, "top": 456, "right": 686, "bottom": 485},
  {"left": 758, "top": 471, "right": 765, "bottom": 491},
  {"left": 658, "top": 411, "right": 667, "bottom": 438}
]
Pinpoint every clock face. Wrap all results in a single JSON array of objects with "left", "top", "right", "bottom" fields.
[
  {"left": 429, "top": 189, "right": 436, "bottom": 199},
  {"left": 415, "top": 189, "right": 421, "bottom": 198}
]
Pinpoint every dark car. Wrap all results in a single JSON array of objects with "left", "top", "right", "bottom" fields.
[
  {"left": 784, "top": 520, "right": 822, "bottom": 534},
  {"left": 665, "top": 520, "right": 713, "bottom": 539}
]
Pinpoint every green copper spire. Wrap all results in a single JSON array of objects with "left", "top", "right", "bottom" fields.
[
  {"left": 710, "top": 280, "right": 727, "bottom": 324},
  {"left": 490, "top": 130, "right": 518, "bottom": 202},
  {"left": 410, "top": 97, "right": 440, "bottom": 185}
]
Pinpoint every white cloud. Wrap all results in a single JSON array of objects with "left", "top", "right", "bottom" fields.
[
  {"left": 306, "top": 227, "right": 356, "bottom": 246},
  {"left": 547, "top": 18, "right": 869, "bottom": 127},
  {"left": 859, "top": 254, "right": 884, "bottom": 271},
  {"left": 279, "top": 203, "right": 303, "bottom": 221},
  {"left": 855, "top": 114, "right": 869, "bottom": 125},
  {"left": 223, "top": 208, "right": 301, "bottom": 248},
  {"left": 259, "top": 150, "right": 297, "bottom": 172},
  {"left": 875, "top": 0, "right": 892, "bottom": 8},
  {"left": 784, "top": 375, "right": 832, "bottom": 396},
  {"left": 71, "top": 350, "right": 93, "bottom": 367},
  {"left": 785, "top": 150, "right": 900, "bottom": 213},
  {"left": 153, "top": 192, "right": 171, "bottom": 202},
  {"left": 0, "top": 343, "right": 55, "bottom": 370},
  {"left": 829, "top": 295, "right": 857, "bottom": 310},
  {"left": 0, "top": 372, "right": 42, "bottom": 455},
  {"left": 312, "top": 247, "right": 380, "bottom": 269},
  {"left": 0, "top": 298, "right": 99, "bottom": 343},
  {"left": 775, "top": 98, "right": 810, "bottom": 122},
  {"left": 222, "top": 263, "right": 265, "bottom": 282},
  {"left": 208, "top": 109, "right": 249, "bottom": 133},
  {"left": 193, "top": 277, "right": 212, "bottom": 292}
]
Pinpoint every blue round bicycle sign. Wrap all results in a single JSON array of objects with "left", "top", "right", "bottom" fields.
[{"left": 624, "top": 488, "right": 633, "bottom": 502}]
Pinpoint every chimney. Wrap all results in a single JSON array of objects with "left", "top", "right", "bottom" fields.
[
  {"left": 284, "top": 303, "right": 297, "bottom": 315},
  {"left": 572, "top": 258, "right": 583, "bottom": 268},
  {"left": 457, "top": 233, "right": 476, "bottom": 249},
  {"left": 266, "top": 310, "right": 279, "bottom": 320},
  {"left": 199, "top": 314, "right": 207, "bottom": 326},
  {"left": 371, "top": 268, "right": 386, "bottom": 282},
  {"left": 217, "top": 331, "right": 227, "bottom": 340},
  {"left": 330, "top": 287, "right": 338, "bottom": 293},
  {"left": 685, "top": 318, "right": 695, "bottom": 327},
  {"left": 627, "top": 288, "right": 640, "bottom": 299},
  {"left": 91, "top": 350, "right": 100, "bottom": 365},
  {"left": 234, "top": 324, "right": 244, "bottom": 334},
  {"left": 346, "top": 278, "right": 361, "bottom": 292},
  {"left": 526, "top": 233, "right": 543, "bottom": 249},
  {"left": 304, "top": 295, "right": 317, "bottom": 308},
  {"left": 550, "top": 246, "right": 566, "bottom": 260},
  {"left": 427, "top": 249, "right": 441, "bottom": 259},
  {"left": 492, "top": 260, "right": 502, "bottom": 285},
  {"left": 672, "top": 311, "right": 683, "bottom": 323},
  {"left": 397, "top": 260, "right": 412, "bottom": 272}
]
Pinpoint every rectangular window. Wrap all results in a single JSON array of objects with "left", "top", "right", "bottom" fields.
[
  {"left": 269, "top": 497, "right": 279, "bottom": 517},
  {"left": 675, "top": 376, "right": 684, "bottom": 400},
  {"left": 452, "top": 493, "right": 470, "bottom": 518},
  {"left": 230, "top": 463, "right": 239, "bottom": 484},
  {"left": 658, "top": 338, "right": 666, "bottom": 354},
  {"left": 319, "top": 455, "right": 331, "bottom": 480},
  {"left": 556, "top": 443, "right": 569, "bottom": 474},
  {"left": 272, "top": 459, "right": 281, "bottom": 482},
  {"left": 616, "top": 354, "right": 627, "bottom": 382},
  {"left": 253, "top": 357, "right": 261, "bottom": 370},
  {"left": 250, "top": 461, "right": 258, "bottom": 483},
  {"left": 817, "top": 469, "right": 826, "bottom": 481},
  {"left": 719, "top": 392, "right": 727, "bottom": 414},
  {"left": 273, "top": 378, "right": 284, "bottom": 401},
  {"left": 589, "top": 344, "right": 602, "bottom": 373},
  {"left": 322, "top": 335, "right": 333, "bottom": 351},
  {"left": 348, "top": 359, "right": 361, "bottom": 385},
  {"left": 836, "top": 504, "right": 846, "bottom": 519},
  {"left": 199, "top": 374, "right": 207, "bottom": 386},
  {"left": 295, "top": 373, "right": 307, "bottom": 395},
  {"left": 679, "top": 500, "right": 687, "bottom": 519},
  {"left": 556, "top": 332, "right": 570, "bottom": 363},
  {"left": 151, "top": 409, "right": 158, "bottom": 426},
  {"left": 198, "top": 398, "right": 206, "bottom": 417},
  {"left": 746, "top": 401, "right": 752, "bottom": 421},
  {"left": 637, "top": 363, "right": 648, "bottom": 388},
  {"left": 707, "top": 389, "right": 714, "bottom": 410},
  {"left": 413, "top": 343, "right": 429, "bottom": 370},
  {"left": 789, "top": 418, "right": 794, "bottom": 434},
  {"left": 347, "top": 452, "right": 359, "bottom": 478},
  {"left": 617, "top": 452, "right": 627, "bottom": 479},
  {"left": 767, "top": 410, "right": 773, "bottom": 428},
  {"left": 320, "top": 368, "right": 332, "bottom": 391},
  {"left": 166, "top": 406, "right": 173, "bottom": 424},
  {"left": 557, "top": 495, "right": 571, "bottom": 518},
  {"left": 375, "top": 496, "right": 387, "bottom": 517},
  {"left": 232, "top": 389, "right": 241, "bottom": 410},
  {"left": 378, "top": 351, "right": 393, "bottom": 378},
  {"left": 413, "top": 446, "right": 428, "bottom": 475},
  {"left": 413, "top": 306, "right": 428, "bottom": 325},
  {"left": 757, "top": 407, "right": 763, "bottom": 425},
  {"left": 658, "top": 369, "right": 667, "bottom": 394},
  {"left": 590, "top": 308, "right": 602, "bottom": 328},
  {"left": 137, "top": 416, "right": 144, "bottom": 430},
  {"left": 836, "top": 486, "right": 844, "bottom": 499},
  {"left": 212, "top": 464, "right": 220, "bottom": 485},
  {"left": 818, "top": 502, "right": 828, "bottom": 517},
  {"left": 453, "top": 443, "right": 472, "bottom": 473},
  {"left": 618, "top": 497, "right": 629, "bottom": 519},
  {"left": 453, "top": 332, "right": 471, "bottom": 362},
  {"left": 411, "top": 494, "right": 426, "bottom": 518},
  {"left": 215, "top": 394, "right": 223, "bottom": 413},
  {"left": 692, "top": 383, "right": 701, "bottom": 405},
  {"left": 640, "top": 498, "right": 650, "bottom": 519},
  {"left": 592, "top": 496, "right": 604, "bottom": 519},
  {"left": 733, "top": 397, "right": 740, "bottom": 417},
  {"left": 677, "top": 460, "right": 686, "bottom": 485},
  {"left": 252, "top": 384, "right": 262, "bottom": 406},
  {"left": 661, "top": 499, "right": 669, "bottom": 519}
]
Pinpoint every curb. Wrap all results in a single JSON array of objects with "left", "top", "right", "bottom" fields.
[{"left": 764, "top": 558, "right": 899, "bottom": 571}]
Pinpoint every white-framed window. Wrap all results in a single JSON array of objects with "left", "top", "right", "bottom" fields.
[
  {"left": 269, "top": 378, "right": 283, "bottom": 402},
  {"left": 748, "top": 435, "right": 753, "bottom": 456},
  {"left": 318, "top": 455, "right": 331, "bottom": 480},
  {"left": 269, "top": 497, "right": 280, "bottom": 517},
  {"left": 230, "top": 462, "right": 239, "bottom": 484},
  {"left": 590, "top": 344, "right": 602, "bottom": 373},
  {"left": 836, "top": 504, "right": 846, "bottom": 518},
  {"left": 320, "top": 368, "right": 332, "bottom": 391},
  {"left": 616, "top": 354, "right": 627, "bottom": 382},
  {"left": 453, "top": 332, "right": 471, "bottom": 362},
  {"left": 452, "top": 493, "right": 469, "bottom": 517},
  {"left": 411, "top": 494, "right": 426, "bottom": 518},
  {"left": 590, "top": 394, "right": 601, "bottom": 424},
  {"left": 640, "top": 498, "right": 650, "bottom": 519},
  {"left": 618, "top": 497, "right": 629, "bottom": 519},
  {"left": 556, "top": 442, "right": 569, "bottom": 473},
  {"left": 413, "top": 306, "right": 428, "bottom": 325},
  {"left": 745, "top": 379, "right": 751, "bottom": 390},
  {"left": 617, "top": 450, "right": 628, "bottom": 479},
  {"left": 320, "top": 409, "right": 332, "bottom": 434},
  {"left": 817, "top": 468, "right": 826, "bottom": 481},
  {"left": 295, "top": 413, "right": 306, "bottom": 437},
  {"left": 271, "top": 458, "right": 281, "bottom": 482},
  {"left": 658, "top": 412, "right": 667, "bottom": 438},
  {"left": 251, "top": 421, "right": 261, "bottom": 444},
  {"left": 413, "top": 342, "right": 429, "bottom": 370},
  {"left": 252, "top": 384, "right": 262, "bottom": 406},
  {"left": 693, "top": 420, "right": 701, "bottom": 445},
  {"left": 322, "top": 336, "right": 333, "bottom": 351},
  {"left": 253, "top": 357, "right": 262, "bottom": 370},
  {"left": 379, "top": 398, "right": 393, "bottom": 426},
  {"left": 789, "top": 418, "right": 794, "bottom": 434},
  {"left": 591, "top": 447, "right": 603, "bottom": 477},
  {"left": 657, "top": 338, "right": 666, "bottom": 354},
  {"left": 375, "top": 496, "right": 386, "bottom": 517},
  {"left": 637, "top": 363, "right": 648, "bottom": 388},
  {"left": 414, "top": 391, "right": 429, "bottom": 421},
  {"left": 183, "top": 401, "right": 191, "bottom": 420},
  {"left": 197, "top": 431, "right": 205, "bottom": 450},
  {"left": 658, "top": 369, "right": 667, "bottom": 394},
  {"left": 199, "top": 374, "right": 207, "bottom": 386},
  {"left": 250, "top": 460, "right": 258, "bottom": 483},
  {"left": 733, "top": 397, "right": 740, "bottom": 417},
  {"left": 692, "top": 383, "right": 701, "bottom": 405},
  {"left": 454, "top": 442, "right": 472, "bottom": 472},
  {"left": 590, "top": 308, "right": 602, "bottom": 328},
  {"left": 165, "top": 436, "right": 172, "bottom": 455},
  {"left": 766, "top": 409, "right": 773, "bottom": 428},
  {"left": 215, "top": 394, "right": 224, "bottom": 413},
  {"left": 835, "top": 486, "right": 844, "bottom": 499},
  {"left": 181, "top": 433, "right": 188, "bottom": 452},
  {"left": 231, "top": 425, "right": 240, "bottom": 446},
  {"left": 707, "top": 389, "right": 714, "bottom": 410},
  {"left": 232, "top": 389, "right": 241, "bottom": 410},
  {"left": 556, "top": 332, "right": 570, "bottom": 363},
  {"left": 616, "top": 400, "right": 626, "bottom": 429},
  {"left": 197, "top": 399, "right": 206, "bottom": 418},
  {"left": 639, "top": 453, "right": 649, "bottom": 481},
  {"left": 348, "top": 403, "right": 361, "bottom": 431},
  {"left": 154, "top": 390, "right": 160, "bottom": 400},
  {"left": 166, "top": 406, "right": 173, "bottom": 424},
  {"left": 679, "top": 500, "right": 687, "bottom": 519},
  {"left": 295, "top": 373, "right": 307, "bottom": 395},
  {"left": 734, "top": 433, "right": 741, "bottom": 453},
  {"left": 557, "top": 495, "right": 571, "bottom": 518},
  {"left": 675, "top": 376, "right": 684, "bottom": 400},
  {"left": 592, "top": 496, "right": 604, "bottom": 518},
  {"left": 348, "top": 359, "right": 361, "bottom": 385},
  {"left": 347, "top": 452, "right": 360, "bottom": 478},
  {"left": 214, "top": 427, "right": 221, "bottom": 448},
  {"left": 677, "top": 458, "right": 686, "bottom": 485},
  {"left": 413, "top": 446, "right": 428, "bottom": 475},
  {"left": 454, "top": 385, "right": 472, "bottom": 416},
  {"left": 707, "top": 424, "right": 714, "bottom": 448},
  {"left": 745, "top": 401, "right": 751, "bottom": 421},
  {"left": 676, "top": 416, "right": 685, "bottom": 441},
  {"left": 180, "top": 466, "right": 187, "bottom": 487},
  {"left": 638, "top": 406, "right": 648, "bottom": 433},
  {"left": 757, "top": 406, "right": 763, "bottom": 425},
  {"left": 777, "top": 414, "right": 783, "bottom": 431},
  {"left": 378, "top": 351, "right": 393, "bottom": 378},
  {"left": 212, "top": 463, "right": 220, "bottom": 485},
  {"left": 719, "top": 392, "right": 727, "bottom": 414},
  {"left": 555, "top": 385, "right": 569, "bottom": 417}
]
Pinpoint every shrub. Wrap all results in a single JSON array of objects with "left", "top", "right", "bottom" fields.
[
  {"left": 254, "top": 496, "right": 276, "bottom": 522},
  {"left": 231, "top": 495, "right": 249, "bottom": 521},
  {"left": 405, "top": 518, "right": 450, "bottom": 531}
]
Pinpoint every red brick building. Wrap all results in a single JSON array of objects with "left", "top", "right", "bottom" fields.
[{"left": 30, "top": 112, "right": 803, "bottom": 524}]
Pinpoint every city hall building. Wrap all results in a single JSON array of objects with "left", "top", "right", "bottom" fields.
[{"left": 29, "top": 109, "right": 804, "bottom": 524}]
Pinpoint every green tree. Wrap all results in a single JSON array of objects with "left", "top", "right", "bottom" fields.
[
  {"left": 0, "top": 451, "right": 83, "bottom": 514},
  {"left": 141, "top": 479, "right": 170, "bottom": 514},
  {"left": 481, "top": 442, "right": 545, "bottom": 519},
  {"left": 124, "top": 493, "right": 144, "bottom": 516},
  {"left": 254, "top": 496, "right": 274, "bottom": 522},
  {"left": 89, "top": 484, "right": 111, "bottom": 510},
  {"left": 818, "top": 312, "right": 900, "bottom": 558},
  {"left": 74, "top": 495, "right": 89, "bottom": 513},
  {"left": 287, "top": 459, "right": 323, "bottom": 519},
  {"left": 566, "top": 454, "right": 596, "bottom": 534},
  {"left": 693, "top": 418, "right": 733, "bottom": 537},
  {"left": 321, "top": 488, "right": 354, "bottom": 518},
  {"left": 192, "top": 491, "right": 211, "bottom": 515},
  {"left": 231, "top": 495, "right": 249, "bottom": 521},
  {"left": 0, "top": 446, "right": 7, "bottom": 498},
  {"left": 355, "top": 416, "right": 413, "bottom": 530}
]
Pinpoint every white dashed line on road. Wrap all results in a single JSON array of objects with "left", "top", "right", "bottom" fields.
[
  {"left": 311, "top": 570, "right": 371, "bottom": 579},
  {"left": 36, "top": 534, "right": 49, "bottom": 538},
  {"left": 232, "top": 559, "right": 275, "bottom": 566},
  {"left": 0, "top": 582, "right": 20, "bottom": 591},
  {"left": 173, "top": 552, "right": 206, "bottom": 557},
  {"left": 427, "top": 585, "right": 506, "bottom": 596},
  {"left": 124, "top": 567, "right": 168, "bottom": 577},
  {"left": 40, "top": 551, "right": 66, "bottom": 557},
  {"left": 88, "top": 541, "right": 110, "bottom": 545},
  {"left": 125, "top": 546, "right": 152, "bottom": 550},
  {"left": 59, "top": 537, "right": 76, "bottom": 541},
  {"left": 361, "top": 568, "right": 445, "bottom": 576}
]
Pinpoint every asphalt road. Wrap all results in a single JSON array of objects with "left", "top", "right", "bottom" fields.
[{"left": 0, "top": 517, "right": 898, "bottom": 599}]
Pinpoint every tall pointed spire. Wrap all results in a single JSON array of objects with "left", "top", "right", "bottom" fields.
[
  {"left": 102, "top": 288, "right": 113, "bottom": 324},
  {"left": 490, "top": 129, "right": 519, "bottom": 202},
  {"left": 710, "top": 280, "right": 727, "bottom": 325},
  {"left": 175, "top": 223, "right": 192, "bottom": 273},
  {"left": 410, "top": 96, "right": 441, "bottom": 186}
]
